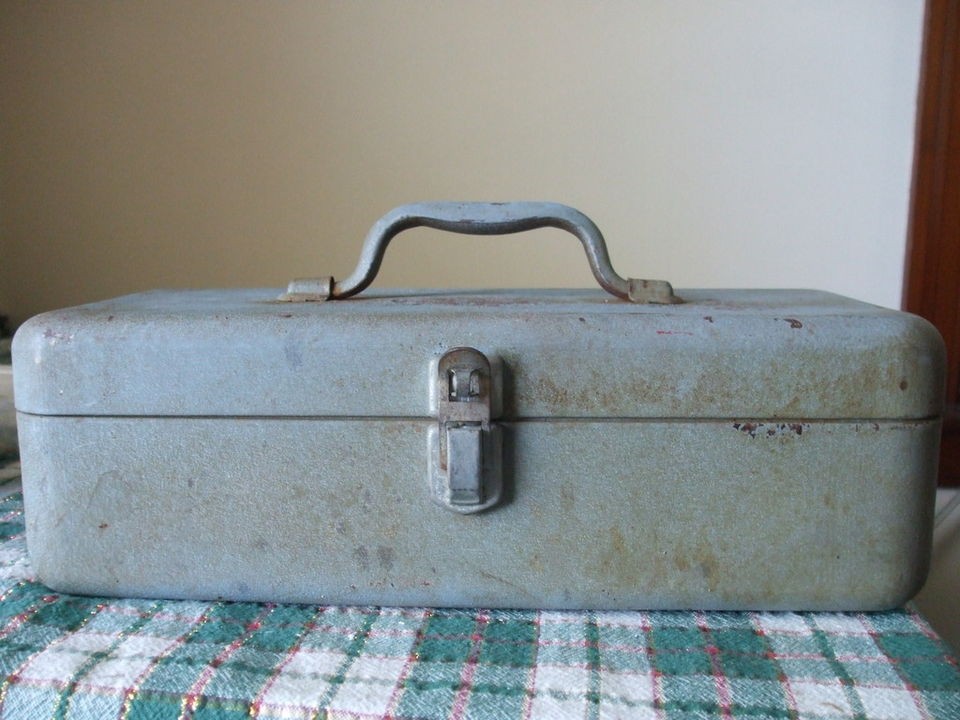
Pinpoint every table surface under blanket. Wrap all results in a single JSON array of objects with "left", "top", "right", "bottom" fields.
[{"left": 1, "top": 478, "right": 958, "bottom": 720}]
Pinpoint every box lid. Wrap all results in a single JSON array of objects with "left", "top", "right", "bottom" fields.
[{"left": 12, "top": 287, "right": 945, "bottom": 421}]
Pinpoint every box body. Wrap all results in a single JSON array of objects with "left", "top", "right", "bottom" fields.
[{"left": 13, "top": 288, "right": 945, "bottom": 610}]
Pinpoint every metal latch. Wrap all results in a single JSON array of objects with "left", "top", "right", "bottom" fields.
[{"left": 429, "top": 347, "right": 502, "bottom": 513}]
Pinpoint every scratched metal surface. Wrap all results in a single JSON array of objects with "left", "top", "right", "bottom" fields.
[
  {"left": 12, "top": 288, "right": 945, "bottom": 420},
  {"left": 11, "top": 287, "right": 946, "bottom": 609},
  {"left": 18, "top": 414, "right": 938, "bottom": 610}
]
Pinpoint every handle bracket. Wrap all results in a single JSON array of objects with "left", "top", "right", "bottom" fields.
[{"left": 278, "top": 202, "right": 679, "bottom": 304}]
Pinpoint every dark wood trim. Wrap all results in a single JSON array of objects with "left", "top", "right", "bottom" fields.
[{"left": 904, "top": 0, "right": 960, "bottom": 485}]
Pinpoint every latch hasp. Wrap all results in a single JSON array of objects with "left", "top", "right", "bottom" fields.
[{"left": 429, "top": 347, "right": 503, "bottom": 513}]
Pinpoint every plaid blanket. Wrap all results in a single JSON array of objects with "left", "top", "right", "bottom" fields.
[{"left": 1, "top": 485, "right": 958, "bottom": 719}]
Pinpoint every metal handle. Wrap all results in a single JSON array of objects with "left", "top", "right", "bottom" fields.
[{"left": 280, "top": 201, "right": 678, "bottom": 303}]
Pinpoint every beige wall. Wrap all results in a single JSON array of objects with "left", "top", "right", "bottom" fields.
[
  {"left": 0, "top": 235, "right": 8, "bottom": 331},
  {"left": 1, "top": 1, "right": 924, "bottom": 327}
]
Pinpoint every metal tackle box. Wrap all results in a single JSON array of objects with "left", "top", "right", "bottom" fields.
[{"left": 12, "top": 202, "right": 945, "bottom": 610}]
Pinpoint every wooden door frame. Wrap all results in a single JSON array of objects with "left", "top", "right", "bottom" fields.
[{"left": 903, "top": 0, "right": 960, "bottom": 486}]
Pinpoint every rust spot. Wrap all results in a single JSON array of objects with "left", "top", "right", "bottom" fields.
[
  {"left": 699, "top": 550, "right": 720, "bottom": 591},
  {"left": 823, "top": 491, "right": 835, "bottom": 509},
  {"left": 899, "top": 379, "right": 909, "bottom": 391},
  {"left": 535, "top": 375, "right": 571, "bottom": 407},
  {"left": 98, "top": 522, "right": 109, "bottom": 530},
  {"left": 674, "top": 554, "right": 690, "bottom": 572},
  {"left": 783, "top": 318, "right": 803, "bottom": 329},
  {"left": 595, "top": 526, "right": 641, "bottom": 586},
  {"left": 380, "top": 423, "right": 408, "bottom": 439},
  {"left": 610, "top": 527, "right": 626, "bottom": 556}
]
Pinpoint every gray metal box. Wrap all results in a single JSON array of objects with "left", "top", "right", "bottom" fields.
[{"left": 12, "top": 203, "right": 946, "bottom": 610}]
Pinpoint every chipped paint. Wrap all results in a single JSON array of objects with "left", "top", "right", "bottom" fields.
[{"left": 733, "top": 422, "right": 808, "bottom": 438}]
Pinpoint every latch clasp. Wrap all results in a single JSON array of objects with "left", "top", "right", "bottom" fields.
[{"left": 429, "top": 347, "right": 502, "bottom": 513}]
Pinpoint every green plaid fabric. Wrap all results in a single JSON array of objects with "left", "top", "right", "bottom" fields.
[{"left": 1, "top": 486, "right": 958, "bottom": 719}]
